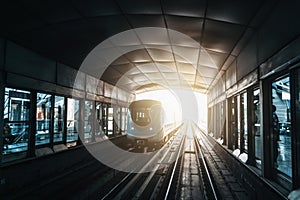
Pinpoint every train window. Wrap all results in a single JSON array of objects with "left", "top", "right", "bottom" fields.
[
  {"left": 3, "top": 87, "right": 30, "bottom": 155},
  {"left": 131, "top": 109, "right": 151, "bottom": 126},
  {"left": 53, "top": 96, "right": 64, "bottom": 143},
  {"left": 253, "top": 88, "right": 262, "bottom": 166},
  {"left": 271, "top": 76, "right": 292, "bottom": 177},
  {"left": 66, "top": 98, "right": 79, "bottom": 145},
  {"left": 36, "top": 93, "right": 52, "bottom": 146},
  {"left": 83, "top": 100, "right": 93, "bottom": 143}
]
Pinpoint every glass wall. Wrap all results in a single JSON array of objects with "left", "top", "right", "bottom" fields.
[
  {"left": 108, "top": 106, "right": 114, "bottom": 136},
  {"left": 121, "top": 107, "right": 128, "bottom": 135},
  {"left": 3, "top": 88, "right": 30, "bottom": 155},
  {"left": 67, "top": 98, "right": 79, "bottom": 144},
  {"left": 36, "top": 93, "right": 52, "bottom": 146},
  {"left": 83, "top": 100, "right": 93, "bottom": 143},
  {"left": 229, "top": 96, "right": 238, "bottom": 150},
  {"left": 54, "top": 96, "right": 64, "bottom": 143},
  {"left": 271, "top": 76, "right": 292, "bottom": 177},
  {"left": 114, "top": 106, "right": 121, "bottom": 135},
  {"left": 237, "top": 95, "right": 241, "bottom": 150},
  {"left": 253, "top": 88, "right": 262, "bottom": 165},
  {"left": 242, "top": 92, "right": 248, "bottom": 152},
  {"left": 102, "top": 103, "right": 108, "bottom": 135},
  {"left": 95, "top": 102, "right": 103, "bottom": 138}
]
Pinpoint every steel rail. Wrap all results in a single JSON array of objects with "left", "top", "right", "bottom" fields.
[{"left": 193, "top": 125, "right": 218, "bottom": 200}]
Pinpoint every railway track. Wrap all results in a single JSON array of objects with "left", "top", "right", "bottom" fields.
[{"left": 99, "top": 122, "right": 219, "bottom": 200}]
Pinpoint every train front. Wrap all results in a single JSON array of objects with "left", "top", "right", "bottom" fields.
[{"left": 126, "top": 100, "right": 164, "bottom": 148}]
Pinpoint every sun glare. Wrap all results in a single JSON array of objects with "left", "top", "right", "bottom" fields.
[{"left": 135, "top": 89, "right": 207, "bottom": 129}]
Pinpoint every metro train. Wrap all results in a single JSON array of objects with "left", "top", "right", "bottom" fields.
[{"left": 126, "top": 99, "right": 180, "bottom": 149}]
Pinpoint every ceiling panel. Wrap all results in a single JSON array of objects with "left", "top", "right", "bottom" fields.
[
  {"left": 199, "top": 49, "right": 228, "bottom": 69},
  {"left": 110, "top": 63, "right": 136, "bottom": 74},
  {"left": 180, "top": 73, "right": 195, "bottom": 82},
  {"left": 202, "top": 19, "right": 245, "bottom": 54},
  {"left": 162, "top": 0, "right": 206, "bottom": 18},
  {"left": 163, "top": 72, "right": 180, "bottom": 80},
  {"left": 197, "top": 66, "right": 218, "bottom": 78},
  {"left": 177, "top": 62, "right": 196, "bottom": 74},
  {"left": 207, "top": 0, "right": 261, "bottom": 25},
  {"left": 0, "top": 1, "right": 45, "bottom": 34},
  {"left": 125, "top": 49, "right": 152, "bottom": 63},
  {"left": 196, "top": 76, "right": 214, "bottom": 86},
  {"left": 146, "top": 72, "right": 164, "bottom": 80},
  {"left": 127, "top": 14, "right": 166, "bottom": 28},
  {"left": 135, "top": 28, "right": 170, "bottom": 45},
  {"left": 0, "top": 0, "right": 267, "bottom": 94},
  {"left": 147, "top": 49, "right": 174, "bottom": 62},
  {"left": 111, "top": 55, "right": 130, "bottom": 65},
  {"left": 115, "top": 75, "right": 133, "bottom": 86},
  {"left": 156, "top": 62, "right": 177, "bottom": 72},
  {"left": 137, "top": 63, "right": 158, "bottom": 73},
  {"left": 71, "top": 0, "right": 121, "bottom": 17},
  {"left": 21, "top": 0, "right": 81, "bottom": 24},
  {"left": 127, "top": 73, "right": 149, "bottom": 82},
  {"left": 166, "top": 15, "right": 203, "bottom": 43},
  {"left": 173, "top": 46, "right": 199, "bottom": 64},
  {"left": 117, "top": 0, "right": 162, "bottom": 14}
]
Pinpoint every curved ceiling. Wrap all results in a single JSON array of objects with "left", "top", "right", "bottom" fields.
[{"left": 0, "top": 0, "right": 271, "bottom": 94}]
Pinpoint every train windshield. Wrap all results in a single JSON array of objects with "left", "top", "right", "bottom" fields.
[{"left": 130, "top": 108, "right": 151, "bottom": 126}]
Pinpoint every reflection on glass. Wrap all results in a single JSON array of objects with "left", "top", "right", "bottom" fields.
[
  {"left": 242, "top": 93, "right": 248, "bottom": 151},
  {"left": 95, "top": 102, "right": 103, "bottom": 137},
  {"left": 67, "top": 98, "right": 79, "bottom": 143},
  {"left": 54, "top": 96, "right": 64, "bottom": 142},
  {"left": 84, "top": 101, "right": 93, "bottom": 142},
  {"left": 115, "top": 107, "right": 121, "bottom": 135},
  {"left": 272, "top": 76, "right": 291, "bottom": 177},
  {"left": 36, "top": 93, "right": 52, "bottom": 145},
  {"left": 108, "top": 107, "right": 113, "bottom": 135},
  {"left": 121, "top": 107, "right": 127, "bottom": 135},
  {"left": 230, "top": 97, "right": 238, "bottom": 150},
  {"left": 254, "top": 88, "right": 262, "bottom": 166},
  {"left": 3, "top": 88, "right": 30, "bottom": 155},
  {"left": 102, "top": 104, "right": 108, "bottom": 135},
  {"left": 237, "top": 95, "right": 241, "bottom": 150}
]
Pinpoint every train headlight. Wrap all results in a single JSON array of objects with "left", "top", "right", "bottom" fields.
[{"left": 131, "top": 127, "right": 134, "bottom": 130}]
